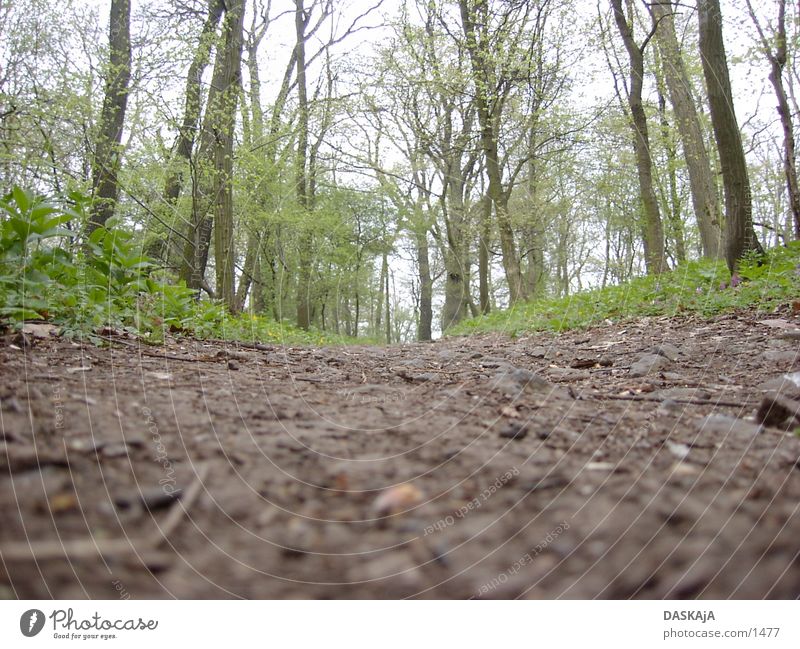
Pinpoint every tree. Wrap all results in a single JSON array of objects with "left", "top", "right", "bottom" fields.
[
  {"left": 609, "top": 0, "right": 666, "bottom": 274},
  {"left": 85, "top": 0, "right": 131, "bottom": 237},
  {"left": 697, "top": 0, "right": 764, "bottom": 273},
  {"left": 650, "top": 0, "right": 722, "bottom": 258},
  {"left": 457, "top": 0, "right": 530, "bottom": 303},
  {"left": 179, "top": 0, "right": 245, "bottom": 309},
  {"left": 744, "top": 0, "right": 800, "bottom": 240}
]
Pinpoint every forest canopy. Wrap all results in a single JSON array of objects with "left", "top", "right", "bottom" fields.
[{"left": 1, "top": 0, "right": 798, "bottom": 342}]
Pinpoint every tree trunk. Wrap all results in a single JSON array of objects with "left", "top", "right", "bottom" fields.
[
  {"left": 212, "top": 0, "right": 244, "bottom": 311},
  {"left": 744, "top": 0, "right": 800, "bottom": 239},
  {"left": 698, "top": 0, "right": 764, "bottom": 273},
  {"left": 85, "top": 0, "right": 131, "bottom": 237},
  {"left": 415, "top": 230, "right": 433, "bottom": 341},
  {"left": 162, "top": 0, "right": 224, "bottom": 209},
  {"left": 651, "top": 0, "right": 723, "bottom": 258},
  {"left": 294, "top": 0, "right": 312, "bottom": 330},
  {"left": 654, "top": 57, "right": 686, "bottom": 263},
  {"left": 611, "top": 0, "right": 667, "bottom": 275},
  {"left": 178, "top": 0, "right": 244, "bottom": 303},
  {"left": 478, "top": 194, "right": 491, "bottom": 315},
  {"left": 458, "top": 0, "right": 527, "bottom": 303}
]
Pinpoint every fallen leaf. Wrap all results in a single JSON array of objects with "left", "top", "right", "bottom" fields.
[{"left": 48, "top": 493, "right": 79, "bottom": 513}]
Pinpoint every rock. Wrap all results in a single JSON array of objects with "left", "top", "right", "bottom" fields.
[
  {"left": 585, "top": 461, "right": 617, "bottom": 471},
  {"left": 757, "top": 372, "right": 800, "bottom": 397},
  {"left": 480, "top": 357, "right": 511, "bottom": 369},
  {"left": 756, "top": 392, "right": 800, "bottom": 429},
  {"left": 545, "top": 367, "right": 589, "bottom": 382},
  {"left": 529, "top": 346, "right": 547, "bottom": 358},
  {"left": 665, "top": 440, "right": 691, "bottom": 460},
  {"left": 570, "top": 358, "right": 598, "bottom": 369},
  {"left": 762, "top": 350, "right": 798, "bottom": 363},
  {"left": 499, "top": 422, "right": 529, "bottom": 440},
  {"left": 630, "top": 354, "right": 670, "bottom": 377},
  {"left": 0, "top": 396, "right": 23, "bottom": 413},
  {"left": 657, "top": 387, "right": 710, "bottom": 401},
  {"left": 21, "top": 322, "right": 58, "bottom": 338},
  {"left": 101, "top": 443, "right": 129, "bottom": 458},
  {"left": 698, "top": 414, "right": 763, "bottom": 438},
  {"left": 436, "top": 350, "right": 460, "bottom": 362},
  {"left": 494, "top": 366, "right": 573, "bottom": 399},
  {"left": 372, "top": 484, "right": 424, "bottom": 516},
  {"left": 653, "top": 343, "right": 681, "bottom": 361},
  {"left": 140, "top": 487, "right": 183, "bottom": 511},
  {"left": 657, "top": 399, "right": 683, "bottom": 416},
  {"left": 227, "top": 360, "right": 239, "bottom": 371}
]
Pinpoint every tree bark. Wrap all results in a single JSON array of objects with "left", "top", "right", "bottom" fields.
[
  {"left": 610, "top": 0, "right": 667, "bottom": 275},
  {"left": 85, "top": 0, "right": 131, "bottom": 237},
  {"left": 651, "top": 0, "right": 723, "bottom": 258},
  {"left": 698, "top": 0, "right": 764, "bottom": 273}
]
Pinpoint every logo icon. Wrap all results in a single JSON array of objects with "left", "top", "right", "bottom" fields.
[{"left": 20, "top": 609, "right": 45, "bottom": 637}]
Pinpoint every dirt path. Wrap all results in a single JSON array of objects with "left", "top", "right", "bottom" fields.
[{"left": 1, "top": 309, "right": 799, "bottom": 599}]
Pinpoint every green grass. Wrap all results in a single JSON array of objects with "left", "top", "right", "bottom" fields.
[{"left": 450, "top": 243, "right": 800, "bottom": 338}]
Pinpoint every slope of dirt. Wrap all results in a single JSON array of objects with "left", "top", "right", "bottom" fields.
[{"left": 1, "top": 309, "right": 799, "bottom": 599}]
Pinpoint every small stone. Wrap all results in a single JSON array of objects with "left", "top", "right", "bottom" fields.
[
  {"left": 529, "top": 346, "right": 547, "bottom": 358},
  {"left": 698, "top": 414, "right": 763, "bottom": 438},
  {"left": 372, "top": 484, "right": 424, "bottom": 516},
  {"left": 762, "top": 350, "right": 798, "bottom": 363},
  {"left": 666, "top": 440, "right": 691, "bottom": 460},
  {"left": 654, "top": 343, "right": 681, "bottom": 361},
  {"left": 630, "top": 354, "right": 670, "bottom": 377},
  {"left": 586, "top": 461, "right": 617, "bottom": 471},
  {"left": 756, "top": 392, "right": 800, "bottom": 429},
  {"left": 227, "top": 360, "right": 239, "bottom": 371},
  {"left": 140, "top": 487, "right": 183, "bottom": 511},
  {"left": 0, "top": 396, "right": 23, "bottom": 413},
  {"left": 101, "top": 443, "right": 129, "bottom": 458},
  {"left": 21, "top": 323, "right": 58, "bottom": 338},
  {"left": 499, "top": 422, "right": 529, "bottom": 440}
]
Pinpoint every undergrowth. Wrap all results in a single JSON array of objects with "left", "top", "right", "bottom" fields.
[
  {"left": 450, "top": 243, "right": 800, "bottom": 337},
  {"left": 0, "top": 187, "right": 349, "bottom": 346}
]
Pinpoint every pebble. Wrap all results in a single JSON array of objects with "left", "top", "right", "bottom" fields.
[
  {"left": 629, "top": 354, "right": 670, "bottom": 377},
  {"left": 499, "top": 422, "right": 529, "bottom": 440},
  {"left": 698, "top": 414, "right": 763, "bottom": 438},
  {"left": 653, "top": 343, "right": 681, "bottom": 361}
]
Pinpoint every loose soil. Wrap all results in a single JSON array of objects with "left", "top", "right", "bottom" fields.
[{"left": 1, "top": 308, "right": 799, "bottom": 599}]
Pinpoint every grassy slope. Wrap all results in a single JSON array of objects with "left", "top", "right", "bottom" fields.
[{"left": 450, "top": 243, "right": 800, "bottom": 338}]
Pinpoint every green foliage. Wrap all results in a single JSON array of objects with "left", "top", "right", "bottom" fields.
[
  {"left": 451, "top": 244, "right": 800, "bottom": 337},
  {"left": 0, "top": 186, "right": 361, "bottom": 346}
]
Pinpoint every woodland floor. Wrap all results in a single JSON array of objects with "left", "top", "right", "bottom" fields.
[{"left": 1, "top": 308, "right": 800, "bottom": 599}]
